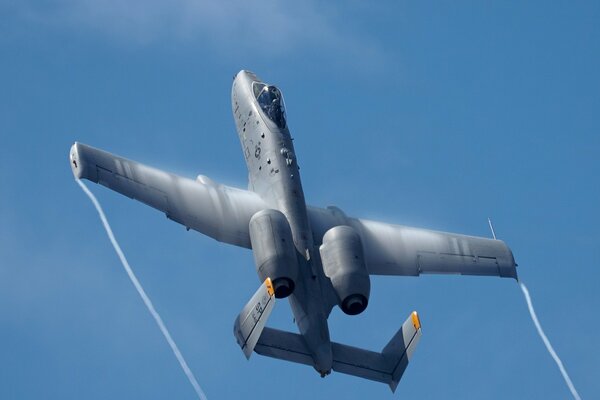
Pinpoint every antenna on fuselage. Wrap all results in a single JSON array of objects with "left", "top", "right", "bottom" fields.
[{"left": 487, "top": 217, "right": 497, "bottom": 240}]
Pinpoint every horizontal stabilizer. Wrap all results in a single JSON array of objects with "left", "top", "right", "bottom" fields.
[
  {"left": 254, "top": 312, "right": 422, "bottom": 392},
  {"left": 255, "top": 327, "right": 314, "bottom": 366},
  {"left": 332, "top": 311, "right": 422, "bottom": 392},
  {"left": 233, "top": 278, "right": 276, "bottom": 359}
]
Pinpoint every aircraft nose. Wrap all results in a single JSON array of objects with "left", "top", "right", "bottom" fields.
[
  {"left": 234, "top": 70, "right": 249, "bottom": 81},
  {"left": 234, "top": 69, "right": 260, "bottom": 85}
]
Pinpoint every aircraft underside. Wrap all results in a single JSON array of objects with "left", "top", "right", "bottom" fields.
[{"left": 69, "top": 70, "right": 517, "bottom": 392}]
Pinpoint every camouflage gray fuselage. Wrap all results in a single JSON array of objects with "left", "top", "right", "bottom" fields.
[{"left": 231, "top": 70, "right": 334, "bottom": 373}]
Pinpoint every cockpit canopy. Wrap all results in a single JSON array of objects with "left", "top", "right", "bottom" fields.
[{"left": 253, "top": 82, "right": 287, "bottom": 129}]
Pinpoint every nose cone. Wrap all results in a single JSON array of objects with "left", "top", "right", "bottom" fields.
[
  {"left": 234, "top": 70, "right": 261, "bottom": 86},
  {"left": 232, "top": 70, "right": 262, "bottom": 110}
]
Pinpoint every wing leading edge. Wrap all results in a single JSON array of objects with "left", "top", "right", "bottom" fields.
[{"left": 70, "top": 142, "right": 267, "bottom": 248}]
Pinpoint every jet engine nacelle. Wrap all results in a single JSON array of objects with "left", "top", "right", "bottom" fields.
[
  {"left": 320, "top": 225, "right": 370, "bottom": 315},
  {"left": 249, "top": 209, "right": 298, "bottom": 298}
]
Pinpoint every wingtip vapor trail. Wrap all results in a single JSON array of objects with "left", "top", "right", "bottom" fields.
[
  {"left": 76, "top": 179, "right": 208, "bottom": 400},
  {"left": 518, "top": 280, "right": 581, "bottom": 400}
]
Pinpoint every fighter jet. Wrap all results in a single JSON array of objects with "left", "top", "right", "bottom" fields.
[{"left": 69, "top": 70, "right": 517, "bottom": 392}]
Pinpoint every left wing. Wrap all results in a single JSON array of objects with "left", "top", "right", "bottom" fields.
[
  {"left": 308, "top": 206, "right": 517, "bottom": 279},
  {"left": 70, "top": 142, "right": 267, "bottom": 248}
]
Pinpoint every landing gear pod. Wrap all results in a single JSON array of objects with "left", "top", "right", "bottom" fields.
[
  {"left": 320, "top": 225, "right": 370, "bottom": 315},
  {"left": 249, "top": 209, "right": 299, "bottom": 298}
]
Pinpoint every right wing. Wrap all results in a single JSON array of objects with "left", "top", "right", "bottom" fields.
[
  {"left": 308, "top": 206, "right": 517, "bottom": 279},
  {"left": 70, "top": 142, "right": 267, "bottom": 248}
]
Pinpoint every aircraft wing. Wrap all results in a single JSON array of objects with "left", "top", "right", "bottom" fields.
[
  {"left": 70, "top": 142, "right": 267, "bottom": 248},
  {"left": 308, "top": 206, "right": 517, "bottom": 279}
]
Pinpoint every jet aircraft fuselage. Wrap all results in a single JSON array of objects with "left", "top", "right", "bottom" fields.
[{"left": 231, "top": 70, "right": 333, "bottom": 374}]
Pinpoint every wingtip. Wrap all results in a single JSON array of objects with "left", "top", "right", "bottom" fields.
[{"left": 69, "top": 142, "right": 83, "bottom": 179}]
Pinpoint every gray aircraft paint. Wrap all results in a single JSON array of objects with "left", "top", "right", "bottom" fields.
[
  {"left": 69, "top": 70, "right": 518, "bottom": 391},
  {"left": 231, "top": 70, "right": 334, "bottom": 373}
]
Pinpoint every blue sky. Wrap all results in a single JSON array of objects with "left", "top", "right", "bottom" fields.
[{"left": 1, "top": 1, "right": 598, "bottom": 398}]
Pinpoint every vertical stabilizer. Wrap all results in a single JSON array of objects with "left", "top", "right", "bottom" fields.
[{"left": 233, "top": 278, "right": 276, "bottom": 359}]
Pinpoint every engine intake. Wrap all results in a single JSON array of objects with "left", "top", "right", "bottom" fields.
[
  {"left": 320, "top": 225, "right": 370, "bottom": 315},
  {"left": 249, "top": 209, "right": 298, "bottom": 298}
]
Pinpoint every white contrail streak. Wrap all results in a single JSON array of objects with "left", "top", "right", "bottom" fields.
[
  {"left": 77, "top": 179, "right": 208, "bottom": 400},
  {"left": 519, "top": 280, "right": 581, "bottom": 400}
]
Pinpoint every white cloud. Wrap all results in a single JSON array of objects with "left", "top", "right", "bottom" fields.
[{"left": 11, "top": 0, "right": 382, "bottom": 60}]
